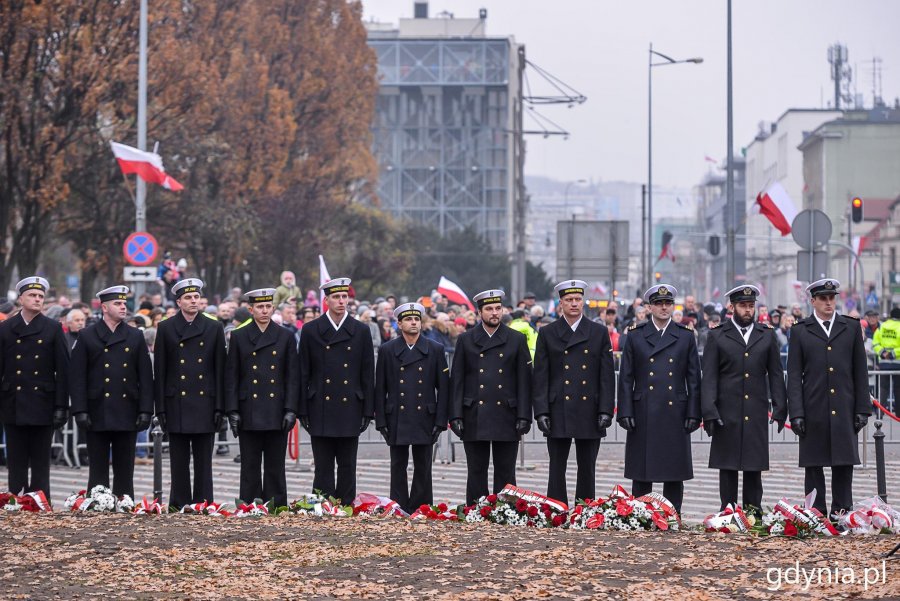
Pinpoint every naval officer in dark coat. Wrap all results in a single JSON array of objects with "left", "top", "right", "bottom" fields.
[
  {"left": 616, "top": 284, "right": 700, "bottom": 514},
  {"left": 532, "top": 279, "right": 615, "bottom": 505},
  {"left": 298, "top": 277, "right": 375, "bottom": 503},
  {"left": 375, "top": 302, "right": 449, "bottom": 512},
  {"left": 701, "top": 284, "right": 787, "bottom": 512},
  {"left": 0, "top": 277, "right": 69, "bottom": 496},
  {"left": 787, "top": 278, "right": 870, "bottom": 518},
  {"left": 224, "top": 288, "right": 299, "bottom": 507},
  {"left": 70, "top": 285, "right": 154, "bottom": 498},
  {"left": 449, "top": 289, "right": 532, "bottom": 506},
  {"left": 154, "top": 278, "right": 227, "bottom": 507}
]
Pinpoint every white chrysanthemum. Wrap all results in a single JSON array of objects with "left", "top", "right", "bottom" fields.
[
  {"left": 117, "top": 495, "right": 135, "bottom": 512},
  {"left": 769, "top": 523, "right": 784, "bottom": 534},
  {"left": 90, "top": 485, "right": 112, "bottom": 497}
]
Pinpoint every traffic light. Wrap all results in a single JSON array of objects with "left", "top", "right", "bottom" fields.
[
  {"left": 851, "top": 197, "right": 863, "bottom": 223},
  {"left": 654, "top": 271, "right": 662, "bottom": 283},
  {"left": 708, "top": 235, "right": 721, "bottom": 256}
]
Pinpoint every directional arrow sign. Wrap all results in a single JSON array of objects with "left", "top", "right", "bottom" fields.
[{"left": 124, "top": 267, "right": 157, "bottom": 282}]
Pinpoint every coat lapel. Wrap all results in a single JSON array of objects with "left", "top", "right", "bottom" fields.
[
  {"left": 316, "top": 313, "right": 352, "bottom": 345},
  {"left": 650, "top": 321, "right": 678, "bottom": 356},
  {"left": 722, "top": 321, "right": 747, "bottom": 347},
  {"left": 564, "top": 319, "right": 589, "bottom": 349},
  {"left": 803, "top": 317, "right": 828, "bottom": 343},
  {"left": 395, "top": 336, "right": 429, "bottom": 367},
  {"left": 828, "top": 316, "right": 848, "bottom": 342},
  {"left": 252, "top": 322, "right": 279, "bottom": 351},
  {"left": 176, "top": 312, "right": 206, "bottom": 342},
  {"left": 100, "top": 320, "right": 128, "bottom": 348},
  {"left": 473, "top": 323, "right": 507, "bottom": 352},
  {"left": 9, "top": 313, "right": 41, "bottom": 338},
  {"left": 745, "top": 325, "right": 767, "bottom": 351}
]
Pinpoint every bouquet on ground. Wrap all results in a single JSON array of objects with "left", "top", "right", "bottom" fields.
[
  {"left": 233, "top": 499, "right": 270, "bottom": 517},
  {"left": 65, "top": 486, "right": 134, "bottom": 513},
  {"left": 703, "top": 503, "right": 754, "bottom": 533},
  {"left": 410, "top": 502, "right": 459, "bottom": 521},
  {"left": 286, "top": 493, "right": 351, "bottom": 517},
  {"left": 749, "top": 491, "right": 839, "bottom": 537},
  {"left": 180, "top": 501, "right": 231, "bottom": 516},
  {"left": 569, "top": 485, "right": 676, "bottom": 531},
  {"left": 837, "top": 496, "right": 900, "bottom": 535},
  {"left": 0, "top": 491, "right": 52, "bottom": 512},
  {"left": 351, "top": 493, "right": 409, "bottom": 518},
  {"left": 133, "top": 496, "right": 166, "bottom": 514},
  {"left": 463, "top": 487, "right": 567, "bottom": 528}
]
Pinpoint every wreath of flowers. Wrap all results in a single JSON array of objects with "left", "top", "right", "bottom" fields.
[{"left": 64, "top": 486, "right": 134, "bottom": 513}]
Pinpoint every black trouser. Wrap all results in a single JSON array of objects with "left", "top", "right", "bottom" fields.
[
  {"left": 463, "top": 440, "right": 518, "bottom": 506},
  {"left": 719, "top": 469, "right": 762, "bottom": 511},
  {"left": 168, "top": 432, "right": 215, "bottom": 508},
  {"left": 546, "top": 437, "right": 601, "bottom": 506},
  {"left": 238, "top": 430, "right": 288, "bottom": 507},
  {"left": 805, "top": 465, "right": 854, "bottom": 517},
  {"left": 631, "top": 480, "right": 684, "bottom": 515},
  {"left": 86, "top": 430, "right": 137, "bottom": 497},
  {"left": 4, "top": 424, "right": 52, "bottom": 496},
  {"left": 310, "top": 436, "right": 358, "bottom": 504},
  {"left": 390, "top": 444, "right": 433, "bottom": 513}
]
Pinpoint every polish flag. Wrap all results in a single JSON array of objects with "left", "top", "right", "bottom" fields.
[
  {"left": 852, "top": 235, "right": 867, "bottom": 266},
  {"left": 437, "top": 276, "right": 474, "bottom": 311},
  {"left": 754, "top": 182, "right": 796, "bottom": 236},
  {"left": 110, "top": 141, "right": 184, "bottom": 191}
]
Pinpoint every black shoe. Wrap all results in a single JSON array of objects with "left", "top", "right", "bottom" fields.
[
  {"left": 216, "top": 445, "right": 230, "bottom": 456},
  {"left": 233, "top": 454, "right": 241, "bottom": 463}
]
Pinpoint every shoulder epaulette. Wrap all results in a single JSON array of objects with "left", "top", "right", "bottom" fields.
[
  {"left": 761, "top": 322, "right": 774, "bottom": 329},
  {"left": 627, "top": 322, "right": 639, "bottom": 331},
  {"left": 677, "top": 321, "right": 694, "bottom": 331}
]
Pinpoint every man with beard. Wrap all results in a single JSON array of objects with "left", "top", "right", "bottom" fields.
[
  {"left": 298, "top": 278, "right": 374, "bottom": 503},
  {"left": 617, "top": 284, "right": 700, "bottom": 514},
  {"left": 225, "top": 288, "right": 299, "bottom": 507},
  {"left": 70, "top": 286, "right": 153, "bottom": 498},
  {"left": 0, "top": 277, "right": 69, "bottom": 496},
  {"left": 532, "top": 279, "right": 615, "bottom": 506},
  {"left": 449, "top": 289, "right": 532, "bottom": 505},
  {"left": 787, "top": 278, "right": 870, "bottom": 519},
  {"left": 701, "top": 285, "right": 787, "bottom": 513},
  {"left": 374, "top": 302, "right": 449, "bottom": 513},
  {"left": 154, "top": 278, "right": 227, "bottom": 507}
]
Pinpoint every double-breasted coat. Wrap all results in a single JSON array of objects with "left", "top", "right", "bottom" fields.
[
  {"left": 224, "top": 321, "right": 299, "bottom": 431},
  {"left": 298, "top": 315, "right": 375, "bottom": 437},
  {"left": 0, "top": 313, "right": 69, "bottom": 425},
  {"left": 449, "top": 324, "right": 532, "bottom": 442},
  {"left": 375, "top": 336, "right": 450, "bottom": 446},
  {"left": 787, "top": 315, "right": 870, "bottom": 467},
  {"left": 69, "top": 321, "right": 154, "bottom": 431},
  {"left": 532, "top": 317, "right": 615, "bottom": 439},
  {"left": 617, "top": 320, "right": 701, "bottom": 482},
  {"left": 154, "top": 312, "right": 227, "bottom": 433},
  {"left": 701, "top": 321, "right": 787, "bottom": 471}
]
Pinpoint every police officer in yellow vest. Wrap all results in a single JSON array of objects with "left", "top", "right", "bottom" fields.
[{"left": 873, "top": 307, "right": 900, "bottom": 407}]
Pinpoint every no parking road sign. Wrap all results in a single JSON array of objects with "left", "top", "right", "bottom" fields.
[{"left": 123, "top": 231, "right": 159, "bottom": 267}]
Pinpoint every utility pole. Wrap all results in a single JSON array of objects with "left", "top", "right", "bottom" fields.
[
  {"left": 134, "top": 0, "right": 149, "bottom": 298},
  {"left": 511, "top": 45, "right": 528, "bottom": 303},
  {"left": 725, "top": 0, "right": 736, "bottom": 284}
]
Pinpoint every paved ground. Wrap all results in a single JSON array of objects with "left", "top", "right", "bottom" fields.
[{"left": 45, "top": 425, "right": 900, "bottom": 523}]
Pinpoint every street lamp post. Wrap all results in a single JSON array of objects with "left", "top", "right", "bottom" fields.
[
  {"left": 563, "top": 179, "right": 586, "bottom": 279},
  {"left": 647, "top": 44, "right": 702, "bottom": 289}
]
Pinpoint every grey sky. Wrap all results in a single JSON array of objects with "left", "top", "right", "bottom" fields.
[{"left": 363, "top": 0, "right": 900, "bottom": 191}]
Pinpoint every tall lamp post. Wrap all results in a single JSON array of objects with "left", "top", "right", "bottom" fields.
[
  {"left": 647, "top": 44, "right": 702, "bottom": 289},
  {"left": 563, "top": 179, "right": 587, "bottom": 279}
]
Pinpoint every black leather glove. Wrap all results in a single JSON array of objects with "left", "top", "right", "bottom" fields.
[
  {"left": 790, "top": 417, "right": 806, "bottom": 437},
  {"left": 214, "top": 411, "right": 227, "bottom": 432},
  {"left": 703, "top": 418, "right": 724, "bottom": 437},
  {"left": 51, "top": 409, "right": 68, "bottom": 430},
  {"left": 536, "top": 414, "right": 551, "bottom": 434},
  {"left": 769, "top": 416, "right": 785, "bottom": 433},
  {"left": 431, "top": 426, "right": 442, "bottom": 444},
  {"left": 598, "top": 413, "right": 613, "bottom": 430},
  {"left": 617, "top": 416, "right": 636, "bottom": 432},
  {"left": 377, "top": 426, "right": 390, "bottom": 442},
  {"left": 282, "top": 411, "right": 297, "bottom": 432},
  {"left": 515, "top": 418, "right": 531, "bottom": 435},
  {"left": 449, "top": 419, "right": 464, "bottom": 437},
  {"left": 684, "top": 418, "right": 701, "bottom": 434},
  {"left": 299, "top": 415, "right": 310, "bottom": 431},
  {"left": 228, "top": 412, "right": 241, "bottom": 438},
  {"left": 360, "top": 416, "right": 371, "bottom": 433},
  {"left": 135, "top": 413, "right": 152, "bottom": 431},
  {"left": 854, "top": 413, "right": 868, "bottom": 434},
  {"left": 74, "top": 412, "right": 92, "bottom": 431}
]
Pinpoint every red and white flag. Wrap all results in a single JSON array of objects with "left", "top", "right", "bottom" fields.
[
  {"left": 754, "top": 182, "right": 796, "bottom": 236},
  {"left": 110, "top": 141, "right": 184, "bottom": 191},
  {"left": 437, "top": 276, "right": 474, "bottom": 311},
  {"left": 656, "top": 230, "right": 675, "bottom": 263},
  {"left": 852, "top": 235, "right": 868, "bottom": 266}
]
